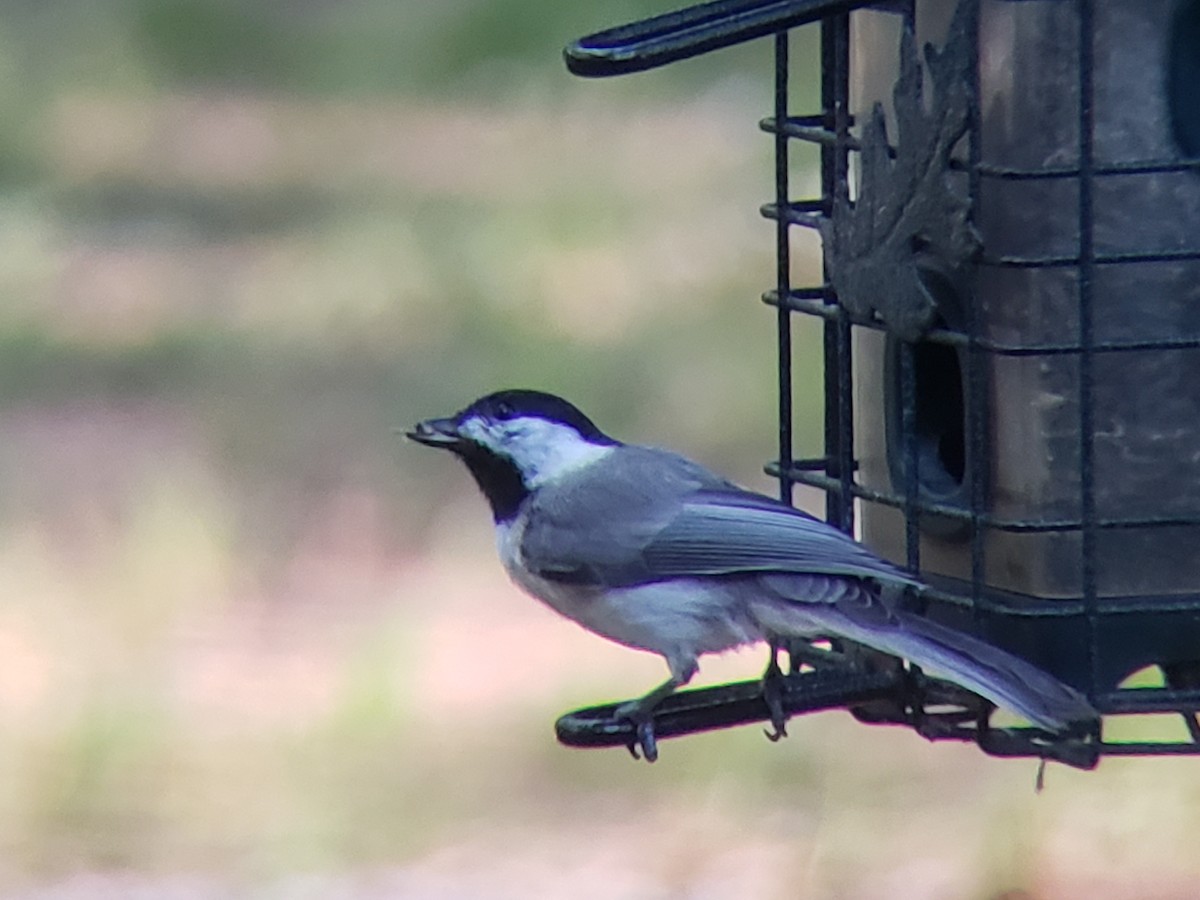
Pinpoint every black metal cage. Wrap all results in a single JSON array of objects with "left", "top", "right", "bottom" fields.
[{"left": 556, "top": 0, "right": 1200, "bottom": 766}]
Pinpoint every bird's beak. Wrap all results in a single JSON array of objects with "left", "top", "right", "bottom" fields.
[{"left": 406, "top": 416, "right": 464, "bottom": 449}]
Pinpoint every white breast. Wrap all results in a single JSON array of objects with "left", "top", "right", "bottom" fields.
[{"left": 494, "top": 516, "right": 762, "bottom": 660}]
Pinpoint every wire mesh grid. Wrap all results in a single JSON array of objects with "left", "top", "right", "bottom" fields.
[{"left": 561, "top": 0, "right": 1200, "bottom": 762}]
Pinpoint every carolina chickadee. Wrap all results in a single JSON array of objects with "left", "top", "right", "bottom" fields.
[{"left": 408, "top": 389, "right": 1096, "bottom": 756}]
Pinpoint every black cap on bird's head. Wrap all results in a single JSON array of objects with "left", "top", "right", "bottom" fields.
[
  {"left": 407, "top": 389, "right": 618, "bottom": 522},
  {"left": 407, "top": 389, "right": 613, "bottom": 450},
  {"left": 461, "top": 390, "right": 612, "bottom": 441}
]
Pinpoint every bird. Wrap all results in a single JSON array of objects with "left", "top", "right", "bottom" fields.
[{"left": 407, "top": 388, "right": 1097, "bottom": 759}]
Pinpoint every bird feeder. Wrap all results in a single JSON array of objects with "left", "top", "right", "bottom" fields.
[{"left": 555, "top": 0, "right": 1200, "bottom": 766}]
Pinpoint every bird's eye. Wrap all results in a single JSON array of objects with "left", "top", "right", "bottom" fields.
[{"left": 495, "top": 400, "right": 514, "bottom": 419}]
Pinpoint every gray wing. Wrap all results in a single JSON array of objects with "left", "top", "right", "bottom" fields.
[
  {"left": 519, "top": 446, "right": 915, "bottom": 589},
  {"left": 642, "top": 490, "right": 918, "bottom": 587}
]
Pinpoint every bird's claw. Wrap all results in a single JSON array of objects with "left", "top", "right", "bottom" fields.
[
  {"left": 761, "top": 658, "right": 790, "bottom": 742},
  {"left": 615, "top": 698, "right": 660, "bottom": 763},
  {"left": 762, "top": 686, "right": 789, "bottom": 742},
  {"left": 625, "top": 719, "right": 659, "bottom": 762}
]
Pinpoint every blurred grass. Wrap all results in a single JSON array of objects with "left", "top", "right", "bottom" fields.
[{"left": 0, "top": 2, "right": 1196, "bottom": 898}]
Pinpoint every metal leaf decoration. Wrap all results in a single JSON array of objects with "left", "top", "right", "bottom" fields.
[{"left": 820, "top": 1, "right": 980, "bottom": 341}]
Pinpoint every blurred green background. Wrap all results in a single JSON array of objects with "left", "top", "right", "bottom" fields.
[{"left": 0, "top": 2, "right": 1197, "bottom": 898}]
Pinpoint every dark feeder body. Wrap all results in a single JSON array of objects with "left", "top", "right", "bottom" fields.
[{"left": 558, "top": 0, "right": 1200, "bottom": 764}]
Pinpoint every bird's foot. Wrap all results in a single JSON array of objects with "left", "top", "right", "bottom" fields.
[
  {"left": 627, "top": 720, "right": 658, "bottom": 763},
  {"left": 612, "top": 670, "right": 692, "bottom": 763},
  {"left": 614, "top": 698, "right": 659, "bottom": 763},
  {"left": 761, "top": 650, "right": 789, "bottom": 742}
]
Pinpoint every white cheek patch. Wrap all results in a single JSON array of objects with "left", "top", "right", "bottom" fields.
[{"left": 459, "top": 416, "right": 613, "bottom": 487}]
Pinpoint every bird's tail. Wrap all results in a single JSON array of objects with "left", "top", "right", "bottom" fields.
[
  {"left": 882, "top": 611, "right": 1096, "bottom": 731},
  {"left": 753, "top": 586, "right": 1097, "bottom": 732}
]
